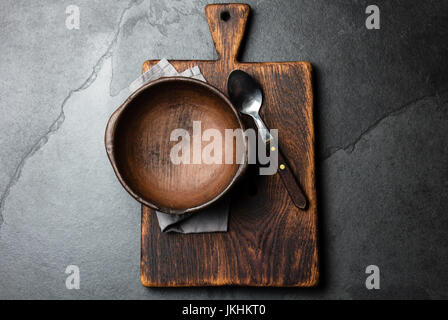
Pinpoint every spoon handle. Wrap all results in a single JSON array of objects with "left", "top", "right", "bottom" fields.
[
  {"left": 271, "top": 144, "right": 307, "bottom": 210},
  {"left": 252, "top": 114, "right": 274, "bottom": 144},
  {"left": 251, "top": 114, "right": 308, "bottom": 209}
]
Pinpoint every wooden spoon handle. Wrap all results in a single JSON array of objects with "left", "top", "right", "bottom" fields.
[{"left": 274, "top": 146, "right": 307, "bottom": 209}]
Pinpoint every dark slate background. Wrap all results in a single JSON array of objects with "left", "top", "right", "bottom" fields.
[{"left": 0, "top": 0, "right": 447, "bottom": 299}]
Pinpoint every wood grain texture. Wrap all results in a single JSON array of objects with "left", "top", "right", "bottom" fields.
[{"left": 140, "top": 3, "right": 318, "bottom": 287}]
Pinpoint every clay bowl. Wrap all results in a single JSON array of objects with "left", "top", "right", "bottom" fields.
[{"left": 105, "top": 77, "right": 247, "bottom": 214}]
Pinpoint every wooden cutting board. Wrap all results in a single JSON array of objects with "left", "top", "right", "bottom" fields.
[{"left": 140, "top": 3, "right": 318, "bottom": 287}]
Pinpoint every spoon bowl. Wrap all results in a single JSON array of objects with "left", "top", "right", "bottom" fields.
[
  {"left": 227, "top": 70, "right": 273, "bottom": 143},
  {"left": 227, "top": 70, "right": 263, "bottom": 116}
]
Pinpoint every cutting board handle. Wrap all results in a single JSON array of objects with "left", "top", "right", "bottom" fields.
[{"left": 205, "top": 3, "right": 250, "bottom": 63}]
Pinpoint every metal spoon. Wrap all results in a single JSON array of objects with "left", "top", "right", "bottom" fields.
[{"left": 227, "top": 69, "right": 307, "bottom": 209}]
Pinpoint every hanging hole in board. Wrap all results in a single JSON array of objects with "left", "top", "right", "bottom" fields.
[{"left": 220, "top": 11, "right": 230, "bottom": 21}]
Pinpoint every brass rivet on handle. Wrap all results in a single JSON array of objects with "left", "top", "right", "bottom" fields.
[{"left": 280, "top": 164, "right": 285, "bottom": 170}]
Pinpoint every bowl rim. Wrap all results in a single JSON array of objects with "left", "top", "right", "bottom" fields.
[{"left": 105, "top": 76, "right": 248, "bottom": 214}]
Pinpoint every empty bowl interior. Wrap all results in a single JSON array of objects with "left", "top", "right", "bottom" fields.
[{"left": 111, "top": 79, "right": 245, "bottom": 213}]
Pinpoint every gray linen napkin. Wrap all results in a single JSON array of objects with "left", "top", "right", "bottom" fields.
[{"left": 128, "top": 59, "right": 229, "bottom": 233}]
